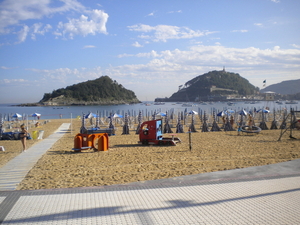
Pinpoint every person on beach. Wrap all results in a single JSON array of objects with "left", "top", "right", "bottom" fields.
[
  {"left": 222, "top": 116, "right": 226, "bottom": 128},
  {"left": 237, "top": 119, "right": 242, "bottom": 135},
  {"left": 230, "top": 115, "right": 234, "bottom": 127},
  {"left": 296, "top": 120, "right": 300, "bottom": 130},
  {"left": 20, "top": 124, "right": 28, "bottom": 152},
  {"left": 248, "top": 114, "right": 253, "bottom": 131}
]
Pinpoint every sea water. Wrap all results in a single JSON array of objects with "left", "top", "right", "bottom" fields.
[{"left": 0, "top": 101, "right": 298, "bottom": 120}]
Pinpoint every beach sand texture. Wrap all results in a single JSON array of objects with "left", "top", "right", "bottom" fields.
[{"left": 0, "top": 115, "right": 299, "bottom": 190}]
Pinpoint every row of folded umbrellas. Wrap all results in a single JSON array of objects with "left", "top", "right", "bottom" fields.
[
  {"left": 9, "top": 112, "right": 122, "bottom": 119},
  {"left": 85, "top": 108, "right": 271, "bottom": 119},
  {"left": 10, "top": 113, "right": 41, "bottom": 118},
  {"left": 9, "top": 108, "right": 271, "bottom": 120},
  {"left": 217, "top": 109, "right": 270, "bottom": 117}
]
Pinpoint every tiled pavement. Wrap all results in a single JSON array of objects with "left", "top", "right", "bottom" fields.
[{"left": 0, "top": 124, "right": 299, "bottom": 224}]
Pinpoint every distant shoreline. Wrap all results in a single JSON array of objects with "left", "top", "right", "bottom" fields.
[{"left": 13, "top": 101, "right": 142, "bottom": 107}]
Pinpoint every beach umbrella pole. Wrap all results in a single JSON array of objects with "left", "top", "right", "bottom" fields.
[
  {"left": 189, "top": 129, "right": 192, "bottom": 151},
  {"left": 71, "top": 113, "right": 72, "bottom": 135}
]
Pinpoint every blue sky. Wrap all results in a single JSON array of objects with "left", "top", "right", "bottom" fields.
[{"left": 0, "top": 0, "right": 299, "bottom": 104}]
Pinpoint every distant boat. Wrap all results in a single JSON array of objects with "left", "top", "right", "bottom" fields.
[
  {"left": 275, "top": 100, "right": 283, "bottom": 105},
  {"left": 285, "top": 100, "right": 298, "bottom": 104},
  {"left": 227, "top": 102, "right": 235, "bottom": 106},
  {"left": 182, "top": 103, "right": 197, "bottom": 107}
]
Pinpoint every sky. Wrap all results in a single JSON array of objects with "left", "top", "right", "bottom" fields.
[{"left": 0, "top": 0, "right": 300, "bottom": 104}]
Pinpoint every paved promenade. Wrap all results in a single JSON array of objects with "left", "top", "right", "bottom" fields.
[{"left": 0, "top": 123, "right": 299, "bottom": 224}]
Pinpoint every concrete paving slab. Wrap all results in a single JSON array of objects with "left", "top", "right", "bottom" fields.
[{"left": 0, "top": 175, "right": 299, "bottom": 224}]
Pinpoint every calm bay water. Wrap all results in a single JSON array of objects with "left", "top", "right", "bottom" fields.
[{"left": 0, "top": 101, "right": 299, "bottom": 120}]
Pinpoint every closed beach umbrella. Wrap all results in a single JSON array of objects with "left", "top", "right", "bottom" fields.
[
  {"left": 122, "top": 113, "right": 130, "bottom": 135},
  {"left": 163, "top": 111, "right": 173, "bottom": 133},
  {"left": 152, "top": 110, "right": 157, "bottom": 120},
  {"left": 0, "top": 114, "right": 3, "bottom": 138},
  {"left": 211, "top": 111, "right": 221, "bottom": 132},
  {"left": 95, "top": 111, "right": 100, "bottom": 129},
  {"left": 201, "top": 111, "right": 209, "bottom": 132},
  {"left": 176, "top": 112, "right": 184, "bottom": 133},
  {"left": 136, "top": 111, "right": 142, "bottom": 134},
  {"left": 189, "top": 112, "right": 197, "bottom": 132},
  {"left": 109, "top": 113, "right": 115, "bottom": 130},
  {"left": 258, "top": 109, "right": 269, "bottom": 130}
]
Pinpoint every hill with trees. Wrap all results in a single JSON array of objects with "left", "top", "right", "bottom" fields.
[
  {"left": 40, "top": 76, "right": 140, "bottom": 105},
  {"left": 159, "top": 70, "right": 259, "bottom": 102},
  {"left": 260, "top": 79, "right": 300, "bottom": 95}
]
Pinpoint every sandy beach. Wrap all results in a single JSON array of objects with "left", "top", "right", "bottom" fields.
[
  {"left": 0, "top": 116, "right": 299, "bottom": 190},
  {"left": 0, "top": 119, "right": 71, "bottom": 167}
]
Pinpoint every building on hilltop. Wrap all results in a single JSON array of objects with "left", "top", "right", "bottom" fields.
[
  {"left": 210, "top": 85, "right": 238, "bottom": 94},
  {"left": 263, "top": 91, "right": 275, "bottom": 101}
]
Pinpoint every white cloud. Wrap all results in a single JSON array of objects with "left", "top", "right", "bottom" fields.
[
  {"left": 31, "top": 23, "right": 52, "bottom": 40},
  {"left": 7, "top": 43, "right": 297, "bottom": 103},
  {"left": 110, "top": 46, "right": 300, "bottom": 99},
  {"left": 1, "top": 78, "right": 26, "bottom": 84},
  {"left": 0, "top": 1, "right": 108, "bottom": 43},
  {"left": 112, "top": 45, "right": 300, "bottom": 90},
  {"left": 83, "top": 45, "right": 96, "bottom": 49},
  {"left": 129, "top": 24, "right": 154, "bottom": 32},
  {"left": 168, "top": 10, "right": 182, "bottom": 14},
  {"left": 55, "top": 9, "right": 108, "bottom": 39},
  {"left": 254, "top": 23, "right": 263, "bottom": 27},
  {"left": 291, "top": 44, "right": 300, "bottom": 49},
  {"left": 26, "top": 67, "right": 101, "bottom": 86},
  {"left": 147, "top": 12, "right": 155, "bottom": 16},
  {"left": 271, "top": 0, "right": 280, "bottom": 3},
  {"left": 6, "top": 45, "right": 299, "bottom": 102},
  {"left": 1, "top": 66, "right": 12, "bottom": 70},
  {"left": 117, "top": 53, "right": 134, "bottom": 58},
  {"left": 132, "top": 41, "right": 143, "bottom": 47},
  {"left": 128, "top": 24, "right": 215, "bottom": 42},
  {"left": 25, "top": 46, "right": 300, "bottom": 83},
  {"left": 0, "top": 0, "right": 85, "bottom": 34},
  {"left": 136, "top": 50, "right": 160, "bottom": 58},
  {"left": 232, "top": 30, "right": 248, "bottom": 33},
  {"left": 17, "top": 25, "right": 29, "bottom": 43}
]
